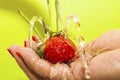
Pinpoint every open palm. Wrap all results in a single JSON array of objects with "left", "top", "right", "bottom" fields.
[{"left": 8, "top": 29, "right": 120, "bottom": 80}]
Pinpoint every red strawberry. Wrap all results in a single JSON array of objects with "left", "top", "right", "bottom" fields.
[
  {"left": 22, "top": 0, "right": 80, "bottom": 64},
  {"left": 43, "top": 36, "right": 76, "bottom": 64}
]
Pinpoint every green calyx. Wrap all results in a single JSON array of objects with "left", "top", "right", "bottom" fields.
[{"left": 36, "top": 44, "right": 45, "bottom": 58}]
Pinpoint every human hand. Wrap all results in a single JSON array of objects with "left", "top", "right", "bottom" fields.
[
  {"left": 7, "top": 29, "right": 120, "bottom": 80},
  {"left": 7, "top": 35, "right": 76, "bottom": 80},
  {"left": 84, "top": 29, "right": 120, "bottom": 80}
]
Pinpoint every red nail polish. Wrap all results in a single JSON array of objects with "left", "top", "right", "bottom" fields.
[
  {"left": 16, "top": 52, "right": 23, "bottom": 59},
  {"left": 32, "top": 36, "right": 36, "bottom": 41},
  {"left": 24, "top": 40, "right": 27, "bottom": 47},
  {"left": 7, "top": 49, "right": 14, "bottom": 57}
]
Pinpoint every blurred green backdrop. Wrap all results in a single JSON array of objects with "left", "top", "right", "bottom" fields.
[{"left": 0, "top": 0, "right": 120, "bottom": 80}]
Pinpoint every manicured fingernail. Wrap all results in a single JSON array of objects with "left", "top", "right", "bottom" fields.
[
  {"left": 32, "top": 36, "right": 36, "bottom": 41},
  {"left": 16, "top": 52, "right": 23, "bottom": 59},
  {"left": 24, "top": 40, "right": 27, "bottom": 47},
  {"left": 7, "top": 49, "right": 14, "bottom": 58}
]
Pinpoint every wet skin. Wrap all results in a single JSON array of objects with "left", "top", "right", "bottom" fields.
[{"left": 8, "top": 29, "right": 120, "bottom": 80}]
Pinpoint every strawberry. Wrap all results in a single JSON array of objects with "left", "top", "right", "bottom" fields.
[
  {"left": 19, "top": 0, "right": 80, "bottom": 64},
  {"left": 44, "top": 36, "right": 76, "bottom": 64}
]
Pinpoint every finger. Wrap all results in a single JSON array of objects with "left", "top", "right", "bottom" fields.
[
  {"left": 10, "top": 45, "right": 76, "bottom": 80},
  {"left": 7, "top": 45, "right": 41, "bottom": 80},
  {"left": 84, "top": 29, "right": 120, "bottom": 55},
  {"left": 86, "top": 29, "right": 120, "bottom": 53},
  {"left": 24, "top": 35, "right": 40, "bottom": 49},
  {"left": 24, "top": 40, "right": 38, "bottom": 50},
  {"left": 70, "top": 58, "right": 84, "bottom": 80},
  {"left": 89, "top": 49, "right": 120, "bottom": 80},
  {"left": 10, "top": 45, "right": 51, "bottom": 79},
  {"left": 32, "top": 35, "right": 40, "bottom": 43}
]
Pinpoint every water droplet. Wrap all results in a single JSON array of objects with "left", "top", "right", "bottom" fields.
[
  {"left": 78, "top": 36, "right": 85, "bottom": 48},
  {"left": 84, "top": 62, "right": 91, "bottom": 79}
]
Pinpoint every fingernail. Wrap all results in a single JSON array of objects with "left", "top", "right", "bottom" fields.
[
  {"left": 32, "top": 36, "right": 36, "bottom": 41},
  {"left": 24, "top": 40, "right": 27, "bottom": 47},
  {"left": 7, "top": 49, "right": 14, "bottom": 58},
  {"left": 16, "top": 52, "right": 23, "bottom": 59}
]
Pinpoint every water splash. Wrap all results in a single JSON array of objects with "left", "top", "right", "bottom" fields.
[
  {"left": 18, "top": 0, "right": 92, "bottom": 79},
  {"left": 78, "top": 36, "right": 91, "bottom": 80},
  {"left": 84, "top": 62, "right": 91, "bottom": 79},
  {"left": 47, "top": 0, "right": 62, "bottom": 32}
]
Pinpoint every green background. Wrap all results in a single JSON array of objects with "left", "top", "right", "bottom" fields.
[{"left": 0, "top": 0, "right": 120, "bottom": 79}]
